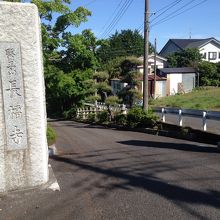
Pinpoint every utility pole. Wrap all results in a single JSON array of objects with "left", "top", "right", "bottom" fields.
[
  {"left": 143, "top": 0, "right": 149, "bottom": 110},
  {"left": 153, "top": 38, "right": 157, "bottom": 99},
  {"left": 94, "top": 69, "right": 98, "bottom": 109}
]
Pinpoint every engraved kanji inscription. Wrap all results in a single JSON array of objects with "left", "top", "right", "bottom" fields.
[
  {"left": 6, "top": 80, "right": 21, "bottom": 98},
  {"left": 5, "top": 48, "right": 16, "bottom": 58},
  {"left": 6, "top": 48, "right": 17, "bottom": 75},
  {"left": 10, "top": 126, "right": 23, "bottom": 144},
  {"left": 7, "top": 62, "right": 17, "bottom": 76},
  {"left": 8, "top": 105, "right": 22, "bottom": 119},
  {"left": 0, "top": 42, "right": 27, "bottom": 150}
]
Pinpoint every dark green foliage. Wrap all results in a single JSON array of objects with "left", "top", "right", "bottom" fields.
[
  {"left": 87, "top": 113, "right": 96, "bottom": 123},
  {"left": 167, "top": 48, "right": 202, "bottom": 68},
  {"left": 63, "top": 108, "right": 77, "bottom": 119},
  {"left": 198, "top": 61, "right": 220, "bottom": 86},
  {"left": 60, "top": 30, "right": 99, "bottom": 72},
  {"left": 114, "top": 57, "right": 142, "bottom": 107},
  {"left": 118, "top": 88, "right": 142, "bottom": 108},
  {"left": 105, "top": 96, "right": 121, "bottom": 106},
  {"left": 45, "top": 65, "right": 95, "bottom": 115},
  {"left": 97, "top": 29, "right": 154, "bottom": 63},
  {"left": 47, "top": 126, "right": 57, "bottom": 146},
  {"left": 114, "top": 114, "right": 127, "bottom": 125},
  {"left": 127, "top": 107, "right": 158, "bottom": 128},
  {"left": 102, "top": 56, "right": 125, "bottom": 79},
  {"left": 97, "top": 110, "right": 109, "bottom": 123}
]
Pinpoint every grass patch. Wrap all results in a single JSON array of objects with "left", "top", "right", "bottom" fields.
[
  {"left": 47, "top": 126, "right": 57, "bottom": 146},
  {"left": 151, "top": 87, "right": 220, "bottom": 111}
]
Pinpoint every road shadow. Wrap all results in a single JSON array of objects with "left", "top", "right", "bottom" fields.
[
  {"left": 117, "top": 140, "right": 220, "bottom": 153},
  {"left": 52, "top": 155, "right": 220, "bottom": 214},
  {"left": 51, "top": 120, "right": 108, "bottom": 129}
]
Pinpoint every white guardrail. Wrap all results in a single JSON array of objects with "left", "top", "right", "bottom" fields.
[{"left": 153, "top": 107, "right": 220, "bottom": 132}]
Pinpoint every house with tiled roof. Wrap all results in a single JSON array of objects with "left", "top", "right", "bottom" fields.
[{"left": 159, "top": 37, "right": 220, "bottom": 63}]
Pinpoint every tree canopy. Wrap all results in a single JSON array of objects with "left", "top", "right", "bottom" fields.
[
  {"left": 97, "top": 29, "right": 154, "bottom": 63},
  {"left": 167, "top": 48, "right": 202, "bottom": 68}
]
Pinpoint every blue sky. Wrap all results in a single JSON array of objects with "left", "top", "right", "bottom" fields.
[{"left": 70, "top": 0, "right": 220, "bottom": 51}]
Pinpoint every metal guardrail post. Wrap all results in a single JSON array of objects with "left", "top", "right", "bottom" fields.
[
  {"left": 203, "top": 111, "right": 207, "bottom": 131},
  {"left": 179, "top": 109, "right": 182, "bottom": 126},
  {"left": 162, "top": 108, "right": 165, "bottom": 122}
]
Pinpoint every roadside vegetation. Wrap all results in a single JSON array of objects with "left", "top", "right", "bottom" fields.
[
  {"left": 47, "top": 126, "right": 57, "bottom": 146},
  {"left": 77, "top": 106, "right": 159, "bottom": 129},
  {"left": 151, "top": 87, "right": 220, "bottom": 111}
]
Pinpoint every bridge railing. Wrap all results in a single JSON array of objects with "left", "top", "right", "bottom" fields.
[{"left": 153, "top": 107, "right": 220, "bottom": 131}]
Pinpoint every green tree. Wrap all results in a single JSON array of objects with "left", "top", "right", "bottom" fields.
[
  {"left": 117, "top": 57, "right": 142, "bottom": 107},
  {"left": 17, "top": 0, "right": 91, "bottom": 68},
  {"left": 167, "top": 48, "right": 202, "bottom": 68},
  {"left": 198, "top": 61, "right": 219, "bottom": 86},
  {"left": 60, "top": 30, "right": 99, "bottom": 72},
  {"left": 97, "top": 29, "right": 154, "bottom": 63},
  {"left": 45, "top": 65, "right": 95, "bottom": 115}
]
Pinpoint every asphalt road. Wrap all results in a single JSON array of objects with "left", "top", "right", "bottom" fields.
[{"left": 1, "top": 121, "right": 220, "bottom": 220}]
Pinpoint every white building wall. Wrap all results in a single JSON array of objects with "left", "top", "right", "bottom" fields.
[
  {"left": 156, "top": 81, "right": 166, "bottom": 98},
  {"left": 169, "top": 74, "right": 182, "bottom": 95},
  {"left": 138, "top": 59, "right": 166, "bottom": 74},
  {"left": 200, "top": 42, "right": 220, "bottom": 63}
]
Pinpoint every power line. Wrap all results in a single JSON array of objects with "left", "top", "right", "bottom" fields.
[
  {"left": 103, "top": 0, "right": 134, "bottom": 38},
  {"left": 137, "top": 13, "right": 154, "bottom": 33},
  {"left": 100, "top": 0, "right": 130, "bottom": 38},
  {"left": 151, "top": 0, "right": 207, "bottom": 28},
  {"left": 151, "top": 0, "right": 198, "bottom": 27},
  {"left": 150, "top": 0, "right": 182, "bottom": 23},
  {"left": 155, "top": 0, "right": 181, "bottom": 14},
  {"left": 101, "top": 0, "right": 134, "bottom": 38},
  {"left": 99, "top": 0, "right": 124, "bottom": 34},
  {"left": 137, "top": 0, "right": 183, "bottom": 33},
  {"left": 97, "top": 47, "right": 145, "bottom": 54}
]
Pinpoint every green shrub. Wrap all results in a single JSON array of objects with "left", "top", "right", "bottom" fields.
[
  {"left": 63, "top": 108, "right": 77, "bottom": 119},
  {"left": 77, "top": 112, "right": 84, "bottom": 120},
  {"left": 87, "top": 113, "right": 96, "bottom": 123},
  {"left": 127, "top": 106, "right": 158, "bottom": 128},
  {"left": 114, "top": 113, "right": 127, "bottom": 125},
  {"left": 47, "top": 126, "right": 57, "bottom": 146},
  {"left": 97, "top": 110, "right": 109, "bottom": 123}
]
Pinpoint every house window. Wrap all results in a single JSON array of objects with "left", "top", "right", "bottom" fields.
[
  {"left": 208, "top": 52, "right": 217, "bottom": 60},
  {"left": 203, "top": 53, "right": 206, "bottom": 59},
  {"left": 219, "top": 52, "right": 220, "bottom": 59}
]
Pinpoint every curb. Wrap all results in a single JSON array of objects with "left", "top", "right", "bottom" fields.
[
  {"left": 48, "top": 144, "right": 57, "bottom": 157},
  {"left": 73, "top": 120, "right": 220, "bottom": 147}
]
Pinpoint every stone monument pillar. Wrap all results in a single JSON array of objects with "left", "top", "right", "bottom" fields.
[{"left": 0, "top": 2, "right": 48, "bottom": 192}]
